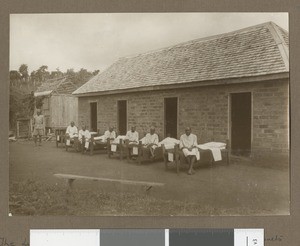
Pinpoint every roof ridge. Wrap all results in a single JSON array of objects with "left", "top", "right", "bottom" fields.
[
  {"left": 121, "top": 21, "right": 277, "bottom": 60},
  {"left": 266, "top": 22, "right": 289, "bottom": 70}
]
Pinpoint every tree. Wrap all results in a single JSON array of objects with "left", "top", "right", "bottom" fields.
[
  {"left": 49, "top": 67, "right": 64, "bottom": 79},
  {"left": 18, "top": 64, "right": 29, "bottom": 81},
  {"left": 36, "top": 65, "right": 50, "bottom": 82},
  {"left": 10, "top": 70, "right": 21, "bottom": 81},
  {"left": 92, "top": 70, "right": 100, "bottom": 76}
]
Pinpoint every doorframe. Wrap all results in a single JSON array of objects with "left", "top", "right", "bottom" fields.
[
  {"left": 89, "top": 100, "right": 98, "bottom": 132},
  {"left": 117, "top": 99, "right": 128, "bottom": 135},
  {"left": 163, "top": 96, "right": 179, "bottom": 138},
  {"left": 229, "top": 91, "right": 253, "bottom": 154}
]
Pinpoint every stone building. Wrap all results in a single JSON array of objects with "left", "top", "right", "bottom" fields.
[{"left": 73, "top": 22, "right": 289, "bottom": 158}]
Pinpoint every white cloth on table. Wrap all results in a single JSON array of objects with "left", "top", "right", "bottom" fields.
[
  {"left": 200, "top": 142, "right": 226, "bottom": 149},
  {"left": 93, "top": 129, "right": 116, "bottom": 142},
  {"left": 66, "top": 125, "right": 78, "bottom": 138},
  {"left": 93, "top": 135, "right": 106, "bottom": 141},
  {"left": 126, "top": 130, "right": 139, "bottom": 143},
  {"left": 197, "top": 142, "right": 226, "bottom": 161},
  {"left": 94, "top": 130, "right": 116, "bottom": 141},
  {"left": 158, "top": 137, "right": 180, "bottom": 149},
  {"left": 180, "top": 133, "right": 200, "bottom": 160},
  {"left": 132, "top": 147, "right": 139, "bottom": 155},
  {"left": 112, "top": 135, "right": 126, "bottom": 144}
]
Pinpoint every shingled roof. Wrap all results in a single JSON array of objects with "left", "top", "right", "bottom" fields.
[
  {"left": 73, "top": 21, "right": 289, "bottom": 96},
  {"left": 35, "top": 77, "right": 78, "bottom": 96}
]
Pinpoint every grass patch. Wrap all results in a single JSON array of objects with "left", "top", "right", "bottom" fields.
[{"left": 10, "top": 179, "right": 274, "bottom": 216}]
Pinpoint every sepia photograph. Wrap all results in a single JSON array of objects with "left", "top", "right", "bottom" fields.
[{"left": 9, "top": 13, "right": 289, "bottom": 216}]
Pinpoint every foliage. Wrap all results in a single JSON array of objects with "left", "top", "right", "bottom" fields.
[
  {"left": 9, "top": 64, "right": 100, "bottom": 129},
  {"left": 19, "top": 64, "right": 29, "bottom": 81}
]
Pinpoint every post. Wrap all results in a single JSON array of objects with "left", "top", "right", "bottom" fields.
[
  {"left": 90, "top": 135, "right": 94, "bottom": 155},
  {"left": 138, "top": 141, "right": 142, "bottom": 165},
  {"left": 226, "top": 139, "right": 230, "bottom": 165},
  {"left": 28, "top": 119, "right": 31, "bottom": 139},
  {"left": 162, "top": 144, "right": 168, "bottom": 170},
  {"left": 175, "top": 144, "right": 179, "bottom": 174},
  {"left": 108, "top": 141, "right": 112, "bottom": 158},
  {"left": 126, "top": 140, "right": 130, "bottom": 162},
  {"left": 16, "top": 120, "right": 20, "bottom": 138},
  {"left": 120, "top": 139, "right": 125, "bottom": 160},
  {"left": 55, "top": 129, "right": 59, "bottom": 147}
]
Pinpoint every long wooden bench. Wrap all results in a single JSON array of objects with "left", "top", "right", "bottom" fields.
[{"left": 54, "top": 173, "right": 165, "bottom": 191}]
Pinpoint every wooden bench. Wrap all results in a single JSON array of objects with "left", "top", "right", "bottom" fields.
[
  {"left": 162, "top": 144, "right": 180, "bottom": 173},
  {"left": 87, "top": 133, "right": 111, "bottom": 155},
  {"left": 54, "top": 173, "right": 165, "bottom": 191},
  {"left": 107, "top": 138, "right": 127, "bottom": 160},
  {"left": 126, "top": 140, "right": 163, "bottom": 165},
  {"left": 55, "top": 127, "right": 67, "bottom": 147},
  {"left": 162, "top": 140, "right": 230, "bottom": 174}
]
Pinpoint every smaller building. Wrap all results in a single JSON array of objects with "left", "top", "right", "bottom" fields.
[{"left": 34, "top": 77, "right": 79, "bottom": 130}]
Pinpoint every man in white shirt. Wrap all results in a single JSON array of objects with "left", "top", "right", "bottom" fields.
[
  {"left": 179, "top": 127, "right": 200, "bottom": 175},
  {"left": 65, "top": 121, "right": 79, "bottom": 148},
  {"left": 78, "top": 125, "right": 91, "bottom": 152},
  {"left": 125, "top": 126, "right": 139, "bottom": 143},
  {"left": 144, "top": 126, "right": 159, "bottom": 157},
  {"left": 125, "top": 126, "right": 139, "bottom": 159},
  {"left": 93, "top": 126, "right": 116, "bottom": 143},
  {"left": 103, "top": 126, "right": 116, "bottom": 142}
]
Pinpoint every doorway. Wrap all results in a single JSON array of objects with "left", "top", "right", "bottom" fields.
[
  {"left": 118, "top": 100, "right": 127, "bottom": 135},
  {"left": 230, "top": 92, "right": 252, "bottom": 156},
  {"left": 90, "top": 102, "right": 97, "bottom": 132},
  {"left": 164, "top": 97, "right": 178, "bottom": 138}
]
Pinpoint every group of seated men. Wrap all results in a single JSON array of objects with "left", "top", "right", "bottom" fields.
[{"left": 65, "top": 121, "right": 202, "bottom": 175}]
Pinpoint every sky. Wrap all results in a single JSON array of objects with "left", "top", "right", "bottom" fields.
[{"left": 10, "top": 13, "right": 288, "bottom": 74}]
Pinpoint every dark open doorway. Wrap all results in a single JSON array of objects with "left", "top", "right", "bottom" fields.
[
  {"left": 164, "top": 97, "right": 178, "bottom": 138},
  {"left": 90, "top": 102, "right": 98, "bottom": 132},
  {"left": 118, "top": 100, "right": 127, "bottom": 135},
  {"left": 230, "top": 92, "right": 252, "bottom": 156}
]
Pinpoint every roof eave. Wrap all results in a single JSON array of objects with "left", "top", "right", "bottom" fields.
[{"left": 73, "top": 72, "right": 289, "bottom": 97}]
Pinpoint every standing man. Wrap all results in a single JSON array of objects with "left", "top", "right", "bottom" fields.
[
  {"left": 179, "top": 127, "right": 200, "bottom": 175},
  {"left": 33, "top": 109, "right": 44, "bottom": 146}
]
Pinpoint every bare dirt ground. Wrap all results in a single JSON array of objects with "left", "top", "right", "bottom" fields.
[{"left": 9, "top": 141, "right": 289, "bottom": 216}]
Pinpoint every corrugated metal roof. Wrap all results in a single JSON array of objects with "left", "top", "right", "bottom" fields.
[
  {"left": 35, "top": 77, "right": 78, "bottom": 95},
  {"left": 73, "top": 22, "right": 289, "bottom": 96}
]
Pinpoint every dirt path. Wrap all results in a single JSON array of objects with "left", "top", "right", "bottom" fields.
[{"left": 9, "top": 141, "right": 289, "bottom": 215}]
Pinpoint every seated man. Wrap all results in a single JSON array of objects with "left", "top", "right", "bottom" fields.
[
  {"left": 125, "top": 126, "right": 139, "bottom": 158},
  {"left": 143, "top": 126, "right": 159, "bottom": 158},
  {"left": 78, "top": 125, "right": 91, "bottom": 152},
  {"left": 179, "top": 127, "right": 200, "bottom": 175},
  {"left": 65, "top": 121, "right": 79, "bottom": 148},
  {"left": 94, "top": 126, "right": 116, "bottom": 143},
  {"left": 125, "top": 126, "right": 139, "bottom": 144}
]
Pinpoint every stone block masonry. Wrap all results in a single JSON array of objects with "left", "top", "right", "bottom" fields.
[{"left": 77, "top": 78, "right": 289, "bottom": 159}]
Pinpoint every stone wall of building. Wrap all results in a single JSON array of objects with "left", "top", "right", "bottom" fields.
[{"left": 77, "top": 78, "right": 289, "bottom": 157}]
